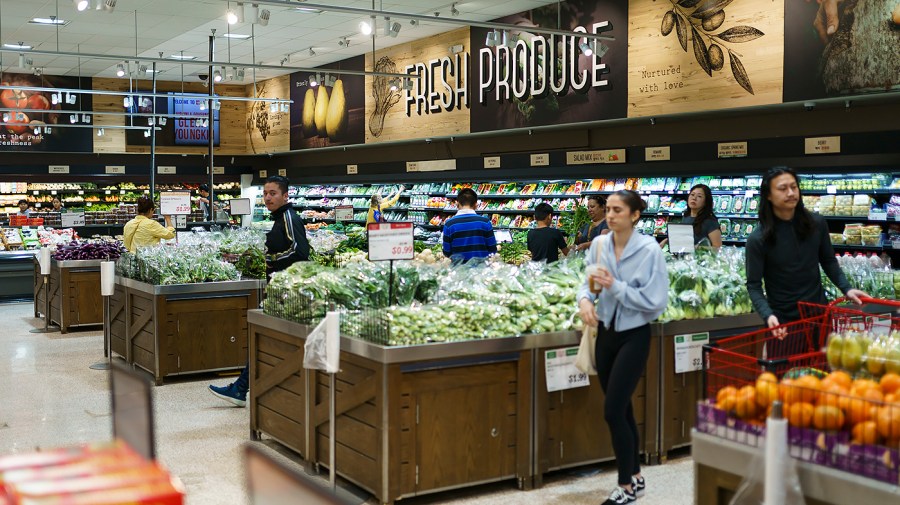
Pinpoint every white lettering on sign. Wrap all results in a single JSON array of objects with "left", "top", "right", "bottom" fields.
[
  {"left": 105, "top": 165, "right": 126, "bottom": 174},
  {"left": 645, "top": 146, "right": 671, "bottom": 161},
  {"left": 158, "top": 166, "right": 177, "bottom": 174},
  {"left": 367, "top": 222, "right": 415, "bottom": 262},
  {"left": 717, "top": 142, "right": 748, "bottom": 158},
  {"left": 478, "top": 22, "right": 610, "bottom": 105},
  {"left": 484, "top": 156, "right": 501, "bottom": 169},
  {"left": 48, "top": 165, "right": 69, "bottom": 174},
  {"left": 531, "top": 153, "right": 550, "bottom": 166},
  {"left": 404, "top": 52, "right": 469, "bottom": 116},
  {"left": 545, "top": 347, "right": 589, "bottom": 392},
  {"left": 804, "top": 136, "right": 840, "bottom": 154},
  {"left": 566, "top": 149, "right": 626, "bottom": 165},
  {"left": 159, "top": 191, "right": 192, "bottom": 216},
  {"left": 347, "top": 165, "right": 358, "bottom": 175}
]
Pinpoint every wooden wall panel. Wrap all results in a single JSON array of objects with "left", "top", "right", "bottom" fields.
[
  {"left": 245, "top": 76, "right": 291, "bottom": 154},
  {"left": 627, "top": 0, "right": 784, "bottom": 117},
  {"left": 365, "top": 28, "right": 471, "bottom": 144},
  {"left": 91, "top": 78, "right": 248, "bottom": 155}
]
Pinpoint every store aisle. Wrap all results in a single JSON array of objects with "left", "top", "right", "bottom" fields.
[{"left": 0, "top": 302, "right": 694, "bottom": 504}]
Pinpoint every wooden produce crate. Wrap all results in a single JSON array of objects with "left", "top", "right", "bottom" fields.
[
  {"left": 32, "top": 258, "right": 44, "bottom": 318},
  {"left": 248, "top": 311, "right": 535, "bottom": 505},
  {"left": 48, "top": 259, "right": 103, "bottom": 333},
  {"left": 110, "top": 277, "right": 264, "bottom": 385},
  {"left": 533, "top": 331, "right": 661, "bottom": 487},
  {"left": 657, "top": 314, "right": 762, "bottom": 462}
]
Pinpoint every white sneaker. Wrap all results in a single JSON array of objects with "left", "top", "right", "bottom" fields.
[
  {"left": 632, "top": 476, "right": 645, "bottom": 497},
  {"left": 601, "top": 486, "right": 636, "bottom": 504}
]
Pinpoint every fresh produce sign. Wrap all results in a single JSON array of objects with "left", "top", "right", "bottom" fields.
[{"left": 367, "top": 222, "right": 414, "bottom": 261}]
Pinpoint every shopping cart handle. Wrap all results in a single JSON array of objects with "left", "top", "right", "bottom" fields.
[{"left": 834, "top": 296, "right": 900, "bottom": 308}]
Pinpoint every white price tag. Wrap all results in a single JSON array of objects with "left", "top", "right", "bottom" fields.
[
  {"left": 278, "top": 169, "right": 287, "bottom": 177},
  {"left": 367, "top": 222, "right": 414, "bottom": 261},
  {"left": 158, "top": 166, "right": 177, "bottom": 174},
  {"left": 33, "top": 190, "right": 39, "bottom": 195},
  {"left": 347, "top": 165, "right": 358, "bottom": 175},
  {"left": 77, "top": 190, "right": 84, "bottom": 195},
  {"left": 212, "top": 166, "right": 225, "bottom": 175},
  {"left": 105, "top": 165, "right": 125, "bottom": 174},
  {"left": 48, "top": 165, "right": 69, "bottom": 174},
  {"left": 334, "top": 206, "right": 354, "bottom": 222},
  {"left": 545, "top": 347, "right": 589, "bottom": 392},
  {"left": 105, "top": 190, "right": 111, "bottom": 195},
  {"left": 674, "top": 332, "right": 710, "bottom": 374},
  {"left": 61, "top": 212, "right": 85, "bottom": 227},
  {"left": 868, "top": 210, "right": 888, "bottom": 221},
  {"left": 826, "top": 185, "right": 837, "bottom": 194},
  {"left": 159, "top": 191, "right": 192, "bottom": 215},
  {"left": 259, "top": 170, "right": 268, "bottom": 178},
  {"left": 893, "top": 240, "right": 900, "bottom": 250},
  {"left": 51, "top": 190, "right": 57, "bottom": 195}
]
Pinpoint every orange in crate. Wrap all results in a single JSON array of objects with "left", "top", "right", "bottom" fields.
[
  {"left": 852, "top": 420, "right": 881, "bottom": 445},
  {"left": 876, "top": 404, "right": 900, "bottom": 439},
  {"left": 880, "top": 373, "right": 900, "bottom": 395},
  {"left": 784, "top": 375, "right": 821, "bottom": 405},
  {"left": 788, "top": 402, "right": 815, "bottom": 428},
  {"left": 734, "top": 386, "right": 758, "bottom": 419},
  {"left": 813, "top": 405, "right": 845, "bottom": 431}
]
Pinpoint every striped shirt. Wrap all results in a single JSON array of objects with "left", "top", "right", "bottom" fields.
[{"left": 442, "top": 209, "right": 498, "bottom": 262}]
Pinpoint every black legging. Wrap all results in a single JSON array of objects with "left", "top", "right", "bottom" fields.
[{"left": 595, "top": 322, "right": 651, "bottom": 486}]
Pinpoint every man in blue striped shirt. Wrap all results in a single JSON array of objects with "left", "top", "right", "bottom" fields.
[{"left": 442, "top": 188, "right": 498, "bottom": 262}]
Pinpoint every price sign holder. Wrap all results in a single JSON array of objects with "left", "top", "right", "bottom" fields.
[
  {"left": 367, "top": 222, "right": 415, "bottom": 305},
  {"left": 545, "top": 347, "right": 589, "bottom": 392},
  {"left": 61, "top": 211, "right": 86, "bottom": 227},
  {"left": 674, "top": 332, "right": 710, "bottom": 374},
  {"left": 159, "top": 191, "right": 192, "bottom": 215},
  {"left": 334, "top": 205, "right": 354, "bottom": 222}
]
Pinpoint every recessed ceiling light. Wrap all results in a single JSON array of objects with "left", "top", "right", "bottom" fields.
[
  {"left": 3, "top": 43, "right": 32, "bottom": 50},
  {"left": 222, "top": 33, "right": 252, "bottom": 39},
  {"left": 169, "top": 54, "right": 197, "bottom": 60},
  {"left": 295, "top": 7, "right": 323, "bottom": 14},
  {"left": 30, "top": 18, "right": 70, "bottom": 26}
]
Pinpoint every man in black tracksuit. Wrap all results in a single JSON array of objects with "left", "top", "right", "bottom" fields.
[{"left": 209, "top": 175, "right": 309, "bottom": 406}]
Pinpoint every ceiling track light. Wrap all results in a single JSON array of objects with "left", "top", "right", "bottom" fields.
[
  {"left": 44, "top": 127, "right": 52, "bottom": 134},
  {"left": 257, "top": 6, "right": 270, "bottom": 26},
  {"left": 308, "top": 47, "right": 316, "bottom": 57},
  {"left": 324, "top": 74, "right": 336, "bottom": 87},
  {"left": 33, "top": 67, "right": 43, "bottom": 76},
  {"left": 485, "top": 30, "right": 500, "bottom": 47},
  {"left": 69, "top": 114, "right": 77, "bottom": 124},
  {"left": 82, "top": 114, "right": 91, "bottom": 123},
  {"left": 143, "top": 129, "right": 151, "bottom": 138},
  {"left": 123, "top": 96, "right": 132, "bottom": 108},
  {"left": 16, "top": 113, "right": 25, "bottom": 121},
  {"left": 199, "top": 100, "right": 207, "bottom": 111},
  {"left": 159, "top": 117, "right": 167, "bottom": 126},
  {"left": 115, "top": 62, "right": 125, "bottom": 77},
  {"left": 504, "top": 30, "right": 516, "bottom": 48},
  {"left": 73, "top": 0, "right": 90, "bottom": 12},
  {"left": 385, "top": 17, "right": 401, "bottom": 37},
  {"left": 388, "top": 78, "right": 399, "bottom": 92},
  {"left": 17, "top": 54, "right": 24, "bottom": 68},
  {"left": 235, "top": 67, "right": 245, "bottom": 81},
  {"left": 1, "top": 113, "right": 8, "bottom": 122},
  {"left": 403, "top": 77, "right": 414, "bottom": 91},
  {"left": 51, "top": 93, "right": 60, "bottom": 105},
  {"left": 213, "top": 69, "right": 223, "bottom": 82},
  {"left": 33, "top": 126, "right": 42, "bottom": 135},
  {"left": 451, "top": 3, "right": 459, "bottom": 16},
  {"left": 97, "top": 128, "right": 104, "bottom": 137},
  {"left": 66, "top": 92, "right": 76, "bottom": 104},
  {"left": 579, "top": 40, "right": 593, "bottom": 57},
  {"left": 96, "top": 0, "right": 116, "bottom": 12},
  {"left": 410, "top": 19, "right": 419, "bottom": 26},
  {"left": 309, "top": 73, "right": 319, "bottom": 86},
  {"left": 338, "top": 36, "right": 350, "bottom": 47}
]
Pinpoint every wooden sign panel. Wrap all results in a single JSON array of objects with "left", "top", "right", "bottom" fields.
[
  {"left": 246, "top": 75, "right": 290, "bottom": 154},
  {"left": 365, "top": 28, "right": 471, "bottom": 144},
  {"left": 627, "top": 0, "right": 784, "bottom": 117}
]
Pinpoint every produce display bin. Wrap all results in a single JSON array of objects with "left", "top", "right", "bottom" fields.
[
  {"left": 248, "top": 310, "right": 536, "bottom": 505},
  {"left": 692, "top": 430, "right": 899, "bottom": 505},
  {"left": 533, "top": 331, "right": 660, "bottom": 487},
  {"left": 110, "top": 277, "right": 264, "bottom": 385},
  {"left": 0, "top": 251, "right": 38, "bottom": 302},
  {"left": 656, "top": 314, "right": 763, "bottom": 461},
  {"left": 32, "top": 259, "right": 105, "bottom": 333}
]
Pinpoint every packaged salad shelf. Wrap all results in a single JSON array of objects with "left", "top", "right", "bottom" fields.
[
  {"left": 110, "top": 277, "right": 264, "bottom": 385},
  {"left": 31, "top": 258, "right": 104, "bottom": 333}
]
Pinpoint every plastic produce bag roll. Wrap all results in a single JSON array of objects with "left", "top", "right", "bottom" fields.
[{"left": 100, "top": 261, "right": 116, "bottom": 296}]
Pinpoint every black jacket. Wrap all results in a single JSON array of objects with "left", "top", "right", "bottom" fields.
[{"left": 266, "top": 203, "right": 310, "bottom": 275}]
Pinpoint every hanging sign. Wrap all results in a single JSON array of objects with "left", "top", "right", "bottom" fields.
[
  {"left": 406, "top": 159, "right": 457, "bottom": 172},
  {"left": 347, "top": 165, "right": 358, "bottom": 175},
  {"left": 805, "top": 136, "right": 840, "bottom": 154},
  {"left": 484, "top": 157, "right": 501, "bottom": 169},
  {"left": 717, "top": 142, "right": 748, "bottom": 159},
  {"left": 646, "top": 146, "right": 671, "bottom": 161},
  {"left": 48, "top": 165, "right": 69, "bottom": 174},
  {"left": 157, "top": 166, "right": 177, "bottom": 174},
  {"left": 259, "top": 170, "right": 267, "bottom": 178},
  {"left": 530, "top": 153, "right": 550, "bottom": 166},
  {"left": 566, "top": 149, "right": 626, "bottom": 165},
  {"left": 367, "top": 222, "right": 415, "bottom": 261},
  {"left": 212, "top": 166, "right": 225, "bottom": 175},
  {"left": 545, "top": 347, "right": 589, "bottom": 392},
  {"left": 105, "top": 166, "right": 125, "bottom": 174},
  {"left": 278, "top": 169, "right": 287, "bottom": 177}
]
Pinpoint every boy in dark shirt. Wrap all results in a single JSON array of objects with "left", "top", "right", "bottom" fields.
[{"left": 527, "top": 203, "right": 569, "bottom": 263}]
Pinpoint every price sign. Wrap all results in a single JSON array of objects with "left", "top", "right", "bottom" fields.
[
  {"left": 77, "top": 190, "right": 84, "bottom": 195},
  {"left": 826, "top": 185, "right": 837, "bottom": 194},
  {"left": 212, "top": 166, "right": 225, "bottom": 175},
  {"left": 893, "top": 240, "right": 900, "bottom": 250},
  {"left": 545, "top": 347, "right": 589, "bottom": 392},
  {"left": 367, "top": 222, "right": 414, "bottom": 262},
  {"left": 259, "top": 170, "right": 268, "bottom": 178},
  {"left": 530, "top": 153, "right": 549, "bottom": 166},
  {"left": 484, "top": 156, "right": 501, "bottom": 169},
  {"left": 105, "top": 190, "right": 111, "bottom": 195},
  {"left": 174, "top": 215, "right": 187, "bottom": 229},
  {"left": 51, "top": 190, "right": 57, "bottom": 195},
  {"left": 347, "top": 165, "right": 358, "bottom": 175},
  {"left": 105, "top": 165, "right": 125, "bottom": 174},
  {"left": 674, "top": 332, "right": 710, "bottom": 374},
  {"left": 157, "top": 166, "right": 177, "bottom": 174},
  {"left": 868, "top": 210, "right": 888, "bottom": 221},
  {"left": 334, "top": 206, "right": 354, "bottom": 222},
  {"left": 61, "top": 211, "right": 85, "bottom": 227},
  {"left": 159, "top": 191, "right": 192, "bottom": 215},
  {"left": 48, "top": 165, "right": 70, "bottom": 174}
]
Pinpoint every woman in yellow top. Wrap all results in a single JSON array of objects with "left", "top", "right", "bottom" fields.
[
  {"left": 123, "top": 196, "right": 175, "bottom": 252},
  {"left": 366, "top": 185, "right": 405, "bottom": 224}
]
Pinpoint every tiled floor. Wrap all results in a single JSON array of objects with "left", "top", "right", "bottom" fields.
[{"left": 0, "top": 301, "right": 695, "bottom": 504}]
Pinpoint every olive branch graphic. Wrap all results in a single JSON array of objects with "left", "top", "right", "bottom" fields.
[{"left": 660, "top": 0, "right": 764, "bottom": 95}]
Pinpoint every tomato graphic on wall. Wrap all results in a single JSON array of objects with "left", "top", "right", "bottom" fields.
[
  {"left": 1, "top": 72, "right": 93, "bottom": 152},
  {"left": 0, "top": 87, "right": 28, "bottom": 108}
]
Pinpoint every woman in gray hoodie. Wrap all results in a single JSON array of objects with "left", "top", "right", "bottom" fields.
[{"left": 577, "top": 190, "right": 669, "bottom": 505}]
